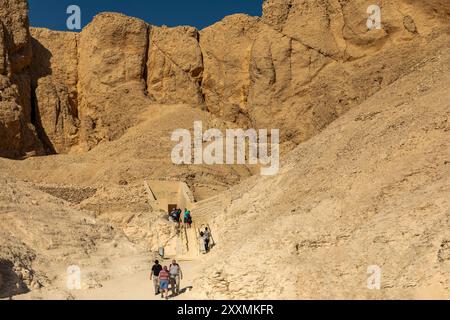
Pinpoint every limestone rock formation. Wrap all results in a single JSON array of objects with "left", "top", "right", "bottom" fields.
[
  {"left": 147, "top": 26, "right": 204, "bottom": 105},
  {"left": 193, "top": 35, "right": 450, "bottom": 299},
  {"left": 30, "top": 28, "right": 79, "bottom": 154},
  {"left": 200, "top": 14, "right": 260, "bottom": 126},
  {"left": 77, "top": 13, "right": 151, "bottom": 150},
  {"left": 0, "top": 0, "right": 450, "bottom": 300},
  {"left": 0, "top": 0, "right": 32, "bottom": 72},
  {"left": 200, "top": 0, "right": 450, "bottom": 150},
  {"left": 2, "top": 0, "right": 450, "bottom": 158},
  {"left": 0, "top": 0, "right": 42, "bottom": 159}
]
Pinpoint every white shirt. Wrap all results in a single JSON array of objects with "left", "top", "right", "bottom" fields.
[{"left": 169, "top": 264, "right": 180, "bottom": 276}]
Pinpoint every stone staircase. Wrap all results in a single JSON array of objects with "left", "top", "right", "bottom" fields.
[{"left": 165, "top": 187, "right": 244, "bottom": 259}]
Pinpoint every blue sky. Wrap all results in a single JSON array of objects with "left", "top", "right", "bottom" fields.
[{"left": 28, "top": 0, "right": 264, "bottom": 31}]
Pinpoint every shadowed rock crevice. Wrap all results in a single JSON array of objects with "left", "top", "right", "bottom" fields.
[
  {"left": 29, "top": 37, "right": 56, "bottom": 154},
  {"left": 142, "top": 26, "right": 151, "bottom": 97},
  {"left": 30, "top": 84, "right": 56, "bottom": 154},
  {"left": 0, "top": 260, "right": 30, "bottom": 299}
]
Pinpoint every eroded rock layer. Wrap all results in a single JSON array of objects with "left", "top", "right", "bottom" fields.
[{"left": 2, "top": 0, "right": 449, "bottom": 157}]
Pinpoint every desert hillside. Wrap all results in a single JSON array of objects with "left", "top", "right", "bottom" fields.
[
  {"left": 192, "top": 39, "right": 450, "bottom": 299},
  {"left": 1, "top": 0, "right": 449, "bottom": 299}
]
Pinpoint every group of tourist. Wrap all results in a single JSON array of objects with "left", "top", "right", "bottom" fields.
[
  {"left": 168, "top": 207, "right": 213, "bottom": 254},
  {"left": 169, "top": 207, "right": 192, "bottom": 228},
  {"left": 150, "top": 259, "right": 183, "bottom": 300},
  {"left": 151, "top": 208, "right": 215, "bottom": 299}
]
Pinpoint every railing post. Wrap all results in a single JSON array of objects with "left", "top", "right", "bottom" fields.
[{"left": 184, "top": 223, "right": 189, "bottom": 253}]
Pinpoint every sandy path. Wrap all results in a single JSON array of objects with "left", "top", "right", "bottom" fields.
[
  {"left": 14, "top": 259, "right": 198, "bottom": 300},
  {"left": 11, "top": 257, "right": 202, "bottom": 301},
  {"left": 72, "top": 259, "right": 199, "bottom": 300},
  {"left": 10, "top": 227, "right": 206, "bottom": 300},
  {"left": 70, "top": 227, "right": 206, "bottom": 300}
]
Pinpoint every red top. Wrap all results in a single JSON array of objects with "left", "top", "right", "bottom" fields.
[{"left": 159, "top": 270, "right": 170, "bottom": 280}]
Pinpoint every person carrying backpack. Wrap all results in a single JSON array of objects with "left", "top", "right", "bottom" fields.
[
  {"left": 184, "top": 209, "right": 192, "bottom": 228},
  {"left": 150, "top": 260, "right": 162, "bottom": 295}
]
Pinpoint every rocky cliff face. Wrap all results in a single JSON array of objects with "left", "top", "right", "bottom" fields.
[
  {"left": 147, "top": 25, "right": 204, "bottom": 105},
  {"left": 0, "top": 0, "right": 42, "bottom": 158},
  {"left": 192, "top": 33, "right": 450, "bottom": 298},
  {"left": 30, "top": 28, "right": 79, "bottom": 154},
  {"left": 200, "top": 0, "right": 450, "bottom": 148},
  {"left": 77, "top": 13, "right": 150, "bottom": 150},
  {"left": 0, "top": 0, "right": 449, "bottom": 299},
  {"left": 1, "top": 0, "right": 449, "bottom": 158}
]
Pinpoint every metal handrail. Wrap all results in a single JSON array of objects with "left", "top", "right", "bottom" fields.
[
  {"left": 183, "top": 223, "right": 189, "bottom": 253},
  {"left": 206, "top": 223, "right": 216, "bottom": 247}
]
